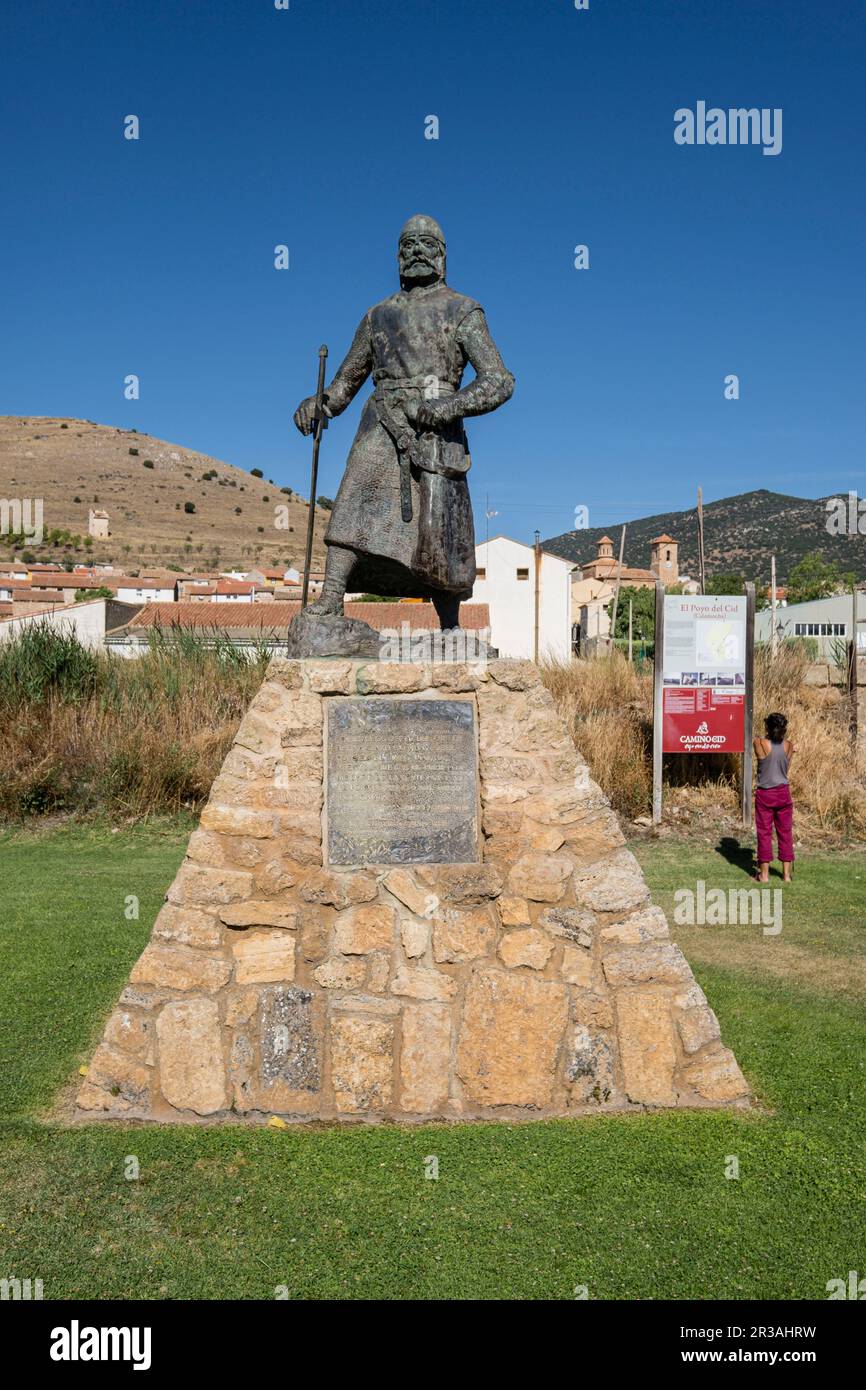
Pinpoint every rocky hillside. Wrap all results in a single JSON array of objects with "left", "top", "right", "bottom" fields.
[
  {"left": 543, "top": 489, "right": 866, "bottom": 585},
  {"left": 0, "top": 416, "right": 328, "bottom": 571}
]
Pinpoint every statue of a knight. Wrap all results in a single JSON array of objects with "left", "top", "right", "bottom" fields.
[{"left": 293, "top": 215, "right": 515, "bottom": 630}]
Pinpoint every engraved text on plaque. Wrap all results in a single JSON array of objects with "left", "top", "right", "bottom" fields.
[{"left": 326, "top": 698, "right": 478, "bottom": 865}]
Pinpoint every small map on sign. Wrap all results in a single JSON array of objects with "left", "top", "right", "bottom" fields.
[{"left": 695, "top": 619, "right": 741, "bottom": 668}]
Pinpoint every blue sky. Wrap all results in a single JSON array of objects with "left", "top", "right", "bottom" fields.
[{"left": 2, "top": 0, "right": 863, "bottom": 544}]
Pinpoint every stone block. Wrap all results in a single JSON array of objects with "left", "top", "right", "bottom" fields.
[
  {"left": 300, "top": 869, "right": 379, "bottom": 909},
  {"left": 391, "top": 966, "right": 457, "bottom": 1001},
  {"left": 615, "top": 989, "right": 677, "bottom": 1105},
  {"left": 355, "top": 663, "right": 427, "bottom": 694},
  {"left": 677, "top": 1006, "right": 721, "bottom": 1054},
  {"left": 680, "top": 1047, "right": 748, "bottom": 1102},
  {"left": 334, "top": 904, "right": 395, "bottom": 954},
  {"left": 432, "top": 907, "right": 496, "bottom": 963},
  {"left": 497, "top": 896, "right": 531, "bottom": 927},
  {"left": 199, "top": 805, "right": 276, "bottom": 838},
  {"left": 538, "top": 906, "right": 595, "bottom": 947},
  {"left": 330, "top": 1015, "right": 394, "bottom": 1112},
  {"left": 602, "top": 942, "right": 692, "bottom": 987},
  {"left": 600, "top": 905, "right": 670, "bottom": 946},
  {"left": 219, "top": 901, "right": 300, "bottom": 930},
  {"left": 416, "top": 863, "right": 503, "bottom": 904},
  {"left": 167, "top": 862, "right": 253, "bottom": 908},
  {"left": 153, "top": 904, "right": 222, "bottom": 950},
  {"left": 400, "top": 918, "right": 430, "bottom": 959},
  {"left": 498, "top": 927, "right": 554, "bottom": 970},
  {"left": 456, "top": 965, "right": 568, "bottom": 1107},
  {"left": 384, "top": 868, "right": 435, "bottom": 918},
  {"left": 103, "top": 1008, "right": 155, "bottom": 1063},
  {"left": 232, "top": 929, "right": 296, "bottom": 984},
  {"left": 156, "top": 999, "right": 226, "bottom": 1115},
  {"left": 77, "top": 1044, "right": 151, "bottom": 1113},
  {"left": 567, "top": 1024, "right": 616, "bottom": 1104},
  {"left": 400, "top": 1004, "right": 451, "bottom": 1112},
  {"left": 313, "top": 957, "right": 366, "bottom": 990},
  {"left": 573, "top": 849, "right": 650, "bottom": 914},
  {"left": 130, "top": 944, "right": 232, "bottom": 994},
  {"left": 507, "top": 854, "right": 573, "bottom": 902}
]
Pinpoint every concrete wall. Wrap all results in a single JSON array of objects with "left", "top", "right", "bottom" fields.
[{"left": 0, "top": 598, "right": 142, "bottom": 648}]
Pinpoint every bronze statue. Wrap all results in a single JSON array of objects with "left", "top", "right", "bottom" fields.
[{"left": 289, "top": 215, "right": 514, "bottom": 656}]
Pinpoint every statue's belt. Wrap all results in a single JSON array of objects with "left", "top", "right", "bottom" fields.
[{"left": 372, "top": 379, "right": 463, "bottom": 524}]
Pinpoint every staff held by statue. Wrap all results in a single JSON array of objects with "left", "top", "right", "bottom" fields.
[{"left": 301, "top": 344, "right": 329, "bottom": 609}]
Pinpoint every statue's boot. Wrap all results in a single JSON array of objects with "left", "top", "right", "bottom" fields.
[{"left": 287, "top": 546, "right": 381, "bottom": 658}]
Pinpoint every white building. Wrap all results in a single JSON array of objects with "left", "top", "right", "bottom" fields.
[
  {"left": 755, "top": 591, "right": 866, "bottom": 657},
  {"left": 472, "top": 536, "right": 574, "bottom": 661},
  {"left": 116, "top": 580, "right": 176, "bottom": 604}
]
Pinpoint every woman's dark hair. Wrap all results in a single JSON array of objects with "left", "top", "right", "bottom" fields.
[{"left": 765, "top": 711, "right": 788, "bottom": 743}]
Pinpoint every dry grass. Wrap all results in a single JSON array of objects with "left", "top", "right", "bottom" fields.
[
  {"left": 0, "top": 626, "right": 267, "bottom": 819},
  {"left": 541, "top": 647, "right": 866, "bottom": 840}
]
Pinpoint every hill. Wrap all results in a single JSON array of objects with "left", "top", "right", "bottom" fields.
[
  {"left": 543, "top": 489, "right": 866, "bottom": 585},
  {"left": 0, "top": 416, "right": 329, "bottom": 571}
]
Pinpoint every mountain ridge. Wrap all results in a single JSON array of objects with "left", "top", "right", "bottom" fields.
[{"left": 543, "top": 488, "right": 864, "bottom": 585}]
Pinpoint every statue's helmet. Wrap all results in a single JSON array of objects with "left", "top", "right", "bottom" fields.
[
  {"left": 399, "top": 214, "right": 446, "bottom": 248},
  {"left": 398, "top": 214, "right": 446, "bottom": 284}
]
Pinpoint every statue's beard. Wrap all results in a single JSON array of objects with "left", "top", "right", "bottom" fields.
[{"left": 399, "top": 257, "right": 444, "bottom": 288}]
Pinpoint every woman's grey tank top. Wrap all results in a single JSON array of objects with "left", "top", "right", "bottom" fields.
[{"left": 757, "top": 740, "right": 789, "bottom": 788}]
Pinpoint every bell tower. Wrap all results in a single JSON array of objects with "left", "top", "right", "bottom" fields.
[
  {"left": 650, "top": 534, "right": 678, "bottom": 586},
  {"left": 596, "top": 535, "right": 615, "bottom": 562}
]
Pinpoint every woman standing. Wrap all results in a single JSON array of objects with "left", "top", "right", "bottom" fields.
[{"left": 754, "top": 712, "right": 795, "bottom": 883}]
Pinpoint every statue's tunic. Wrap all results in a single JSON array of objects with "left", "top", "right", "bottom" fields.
[{"left": 321, "top": 282, "right": 514, "bottom": 599}]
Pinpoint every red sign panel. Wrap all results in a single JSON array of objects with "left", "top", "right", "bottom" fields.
[{"left": 662, "top": 687, "right": 745, "bottom": 753}]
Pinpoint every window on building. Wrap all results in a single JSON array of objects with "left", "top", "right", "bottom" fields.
[
  {"left": 516, "top": 568, "right": 529, "bottom": 581},
  {"left": 476, "top": 567, "right": 486, "bottom": 580}
]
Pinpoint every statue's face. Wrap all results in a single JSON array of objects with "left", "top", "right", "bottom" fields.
[{"left": 398, "top": 231, "right": 445, "bottom": 287}]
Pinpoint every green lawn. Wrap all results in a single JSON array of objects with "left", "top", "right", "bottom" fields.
[{"left": 1, "top": 820, "right": 865, "bottom": 1300}]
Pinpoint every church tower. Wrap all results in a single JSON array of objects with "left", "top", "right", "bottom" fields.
[{"left": 650, "top": 534, "right": 678, "bottom": 586}]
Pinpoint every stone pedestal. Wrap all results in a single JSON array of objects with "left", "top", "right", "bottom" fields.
[{"left": 77, "top": 658, "right": 749, "bottom": 1123}]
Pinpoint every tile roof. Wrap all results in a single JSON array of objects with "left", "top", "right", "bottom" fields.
[{"left": 125, "top": 601, "right": 491, "bottom": 632}]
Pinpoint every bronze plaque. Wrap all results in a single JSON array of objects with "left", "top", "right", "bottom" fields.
[{"left": 326, "top": 698, "right": 478, "bottom": 865}]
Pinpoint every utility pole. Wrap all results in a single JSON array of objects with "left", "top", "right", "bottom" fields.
[
  {"left": 628, "top": 597, "right": 633, "bottom": 664},
  {"left": 770, "top": 555, "right": 778, "bottom": 659},
  {"left": 533, "top": 530, "right": 541, "bottom": 662},
  {"left": 697, "top": 486, "right": 706, "bottom": 595},
  {"left": 850, "top": 583, "right": 859, "bottom": 746},
  {"left": 652, "top": 582, "right": 664, "bottom": 824},
  {"left": 610, "top": 524, "right": 626, "bottom": 649}
]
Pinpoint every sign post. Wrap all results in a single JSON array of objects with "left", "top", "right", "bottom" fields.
[
  {"left": 741, "top": 583, "right": 755, "bottom": 827},
  {"left": 653, "top": 588, "right": 754, "bottom": 827},
  {"left": 652, "top": 583, "right": 664, "bottom": 824}
]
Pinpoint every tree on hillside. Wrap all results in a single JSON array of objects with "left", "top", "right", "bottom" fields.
[{"left": 787, "top": 551, "right": 855, "bottom": 604}]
